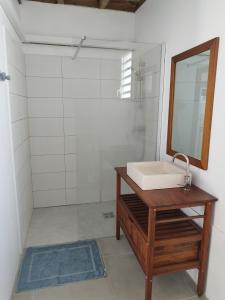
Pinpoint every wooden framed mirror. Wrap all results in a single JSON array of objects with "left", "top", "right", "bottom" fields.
[{"left": 167, "top": 38, "right": 219, "bottom": 170}]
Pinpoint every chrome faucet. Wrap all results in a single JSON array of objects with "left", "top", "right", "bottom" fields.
[{"left": 172, "top": 153, "right": 192, "bottom": 190}]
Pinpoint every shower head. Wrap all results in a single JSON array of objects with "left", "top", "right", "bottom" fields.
[
  {"left": 72, "top": 36, "right": 87, "bottom": 60},
  {"left": 131, "top": 67, "right": 143, "bottom": 81},
  {"left": 131, "top": 67, "right": 138, "bottom": 75}
]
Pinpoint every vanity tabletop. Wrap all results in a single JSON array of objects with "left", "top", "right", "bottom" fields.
[{"left": 115, "top": 167, "right": 217, "bottom": 210}]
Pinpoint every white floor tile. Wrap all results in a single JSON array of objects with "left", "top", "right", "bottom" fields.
[
  {"left": 104, "top": 254, "right": 145, "bottom": 300},
  {"left": 77, "top": 201, "right": 116, "bottom": 239},
  {"left": 98, "top": 236, "right": 132, "bottom": 257},
  {"left": 33, "top": 277, "right": 115, "bottom": 300},
  {"left": 26, "top": 205, "right": 79, "bottom": 247},
  {"left": 26, "top": 202, "right": 116, "bottom": 247}
]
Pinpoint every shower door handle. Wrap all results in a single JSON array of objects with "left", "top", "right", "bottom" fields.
[{"left": 0, "top": 71, "right": 10, "bottom": 81}]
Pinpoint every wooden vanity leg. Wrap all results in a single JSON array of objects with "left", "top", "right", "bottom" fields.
[
  {"left": 145, "top": 277, "right": 153, "bottom": 300},
  {"left": 197, "top": 202, "right": 213, "bottom": 296},
  {"left": 116, "top": 173, "right": 121, "bottom": 240},
  {"left": 145, "top": 208, "right": 156, "bottom": 300}
]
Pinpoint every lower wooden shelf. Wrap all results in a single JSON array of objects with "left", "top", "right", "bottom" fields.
[{"left": 118, "top": 194, "right": 202, "bottom": 275}]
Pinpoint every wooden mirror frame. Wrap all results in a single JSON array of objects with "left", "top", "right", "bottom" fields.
[{"left": 167, "top": 37, "right": 219, "bottom": 170}]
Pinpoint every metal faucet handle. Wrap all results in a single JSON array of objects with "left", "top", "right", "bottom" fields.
[
  {"left": 172, "top": 153, "right": 192, "bottom": 191},
  {"left": 177, "top": 175, "right": 192, "bottom": 191},
  {"left": 184, "top": 174, "right": 192, "bottom": 184},
  {"left": 183, "top": 175, "right": 192, "bottom": 191}
]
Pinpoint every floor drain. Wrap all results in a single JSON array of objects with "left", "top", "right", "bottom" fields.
[{"left": 103, "top": 212, "right": 115, "bottom": 219}]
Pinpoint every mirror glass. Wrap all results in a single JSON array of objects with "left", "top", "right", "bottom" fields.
[
  {"left": 167, "top": 38, "right": 219, "bottom": 170},
  {"left": 172, "top": 50, "right": 210, "bottom": 159}
]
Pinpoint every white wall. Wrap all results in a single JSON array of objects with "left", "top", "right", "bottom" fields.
[
  {"left": 135, "top": 1, "right": 225, "bottom": 299},
  {"left": 6, "top": 26, "right": 33, "bottom": 245},
  {"left": 0, "top": 4, "right": 33, "bottom": 300},
  {"left": 0, "top": 7, "right": 22, "bottom": 300},
  {"left": 0, "top": 0, "right": 22, "bottom": 39},
  {"left": 0, "top": 0, "right": 20, "bottom": 22},
  {"left": 21, "top": 1, "right": 135, "bottom": 41}
]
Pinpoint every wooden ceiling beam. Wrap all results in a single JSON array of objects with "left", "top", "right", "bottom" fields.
[
  {"left": 27, "top": 0, "right": 146, "bottom": 12},
  {"left": 135, "top": 0, "right": 146, "bottom": 10},
  {"left": 99, "top": 0, "right": 110, "bottom": 9}
]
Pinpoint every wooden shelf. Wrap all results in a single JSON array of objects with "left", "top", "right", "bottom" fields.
[{"left": 120, "top": 194, "right": 202, "bottom": 245}]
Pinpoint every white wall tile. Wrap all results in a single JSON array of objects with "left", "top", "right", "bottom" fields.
[
  {"left": 10, "top": 95, "right": 27, "bottom": 122},
  {"left": 12, "top": 119, "right": 29, "bottom": 149},
  {"left": 63, "top": 78, "right": 100, "bottom": 98},
  {"left": 65, "top": 135, "right": 77, "bottom": 154},
  {"left": 31, "top": 155, "right": 65, "bottom": 173},
  {"left": 64, "top": 118, "right": 77, "bottom": 136},
  {"left": 30, "top": 137, "right": 64, "bottom": 155},
  {"left": 101, "top": 80, "right": 120, "bottom": 99},
  {"left": 62, "top": 57, "right": 100, "bottom": 79},
  {"left": 76, "top": 118, "right": 101, "bottom": 135},
  {"left": 33, "top": 189, "right": 66, "bottom": 208},
  {"left": 32, "top": 172, "right": 65, "bottom": 191},
  {"left": 16, "top": 162, "right": 32, "bottom": 200},
  {"left": 142, "top": 71, "right": 160, "bottom": 98},
  {"left": 77, "top": 134, "right": 100, "bottom": 153},
  {"left": 141, "top": 45, "right": 162, "bottom": 73},
  {"left": 100, "top": 59, "right": 121, "bottom": 79},
  {"left": 66, "top": 188, "right": 78, "bottom": 205},
  {"left": 8, "top": 65, "right": 26, "bottom": 96},
  {"left": 76, "top": 111, "right": 101, "bottom": 135},
  {"left": 63, "top": 99, "right": 100, "bottom": 118},
  {"left": 63, "top": 99, "right": 77, "bottom": 118},
  {"left": 26, "top": 55, "right": 61, "bottom": 77},
  {"left": 77, "top": 188, "right": 101, "bottom": 204},
  {"left": 66, "top": 172, "right": 77, "bottom": 189},
  {"left": 66, "top": 187, "right": 101, "bottom": 205},
  {"left": 101, "top": 167, "right": 115, "bottom": 202},
  {"left": 65, "top": 154, "right": 77, "bottom": 171},
  {"left": 29, "top": 118, "right": 64, "bottom": 137},
  {"left": 6, "top": 33, "right": 26, "bottom": 75},
  {"left": 28, "top": 99, "right": 63, "bottom": 117},
  {"left": 27, "top": 77, "right": 62, "bottom": 98},
  {"left": 14, "top": 139, "right": 30, "bottom": 175},
  {"left": 76, "top": 152, "right": 101, "bottom": 189},
  {"left": 17, "top": 181, "right": 33, "bottom": 243}
]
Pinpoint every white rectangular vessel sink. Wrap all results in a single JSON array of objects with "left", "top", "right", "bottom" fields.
[{"left": 127, "top": 161, "right": 186, "bottom": 190}]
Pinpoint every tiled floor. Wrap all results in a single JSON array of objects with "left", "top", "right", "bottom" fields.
[
  {"left": 26, "top": 201, "right": 116, "bottom": 246},
  {"left": 13, "top": 203, "right": 208, "bottom": 300}
]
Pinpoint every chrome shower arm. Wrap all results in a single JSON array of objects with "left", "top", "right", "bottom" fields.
[{"left": 72, "top": 36, "right": 86, "bottom": 60}]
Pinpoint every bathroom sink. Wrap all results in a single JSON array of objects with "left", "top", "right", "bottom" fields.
[{"left": 127, "top": 161, "right": 186, "bottom": 190}]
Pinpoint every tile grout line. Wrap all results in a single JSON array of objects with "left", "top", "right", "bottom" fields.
[
  {"left": 99, "top": 59, "right": 103, "bottom": 204},
  {"left": 61, "top": 56, "right": 67, "bottom": 206},
  {"left": 25, "top": 52, "right": 36, "bottom": 210}
]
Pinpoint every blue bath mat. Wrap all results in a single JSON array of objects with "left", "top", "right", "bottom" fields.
[{"left": 16, "top": 240, "right": 106, "bottom": 292}]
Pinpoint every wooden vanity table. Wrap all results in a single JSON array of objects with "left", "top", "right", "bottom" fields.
[{"left": 115, "top": 167, "right": 217, "bottom": 300}]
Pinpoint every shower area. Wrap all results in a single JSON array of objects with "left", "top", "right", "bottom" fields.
[{"left": 24, "top": 37, "right": 163, "bottom": 244}]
